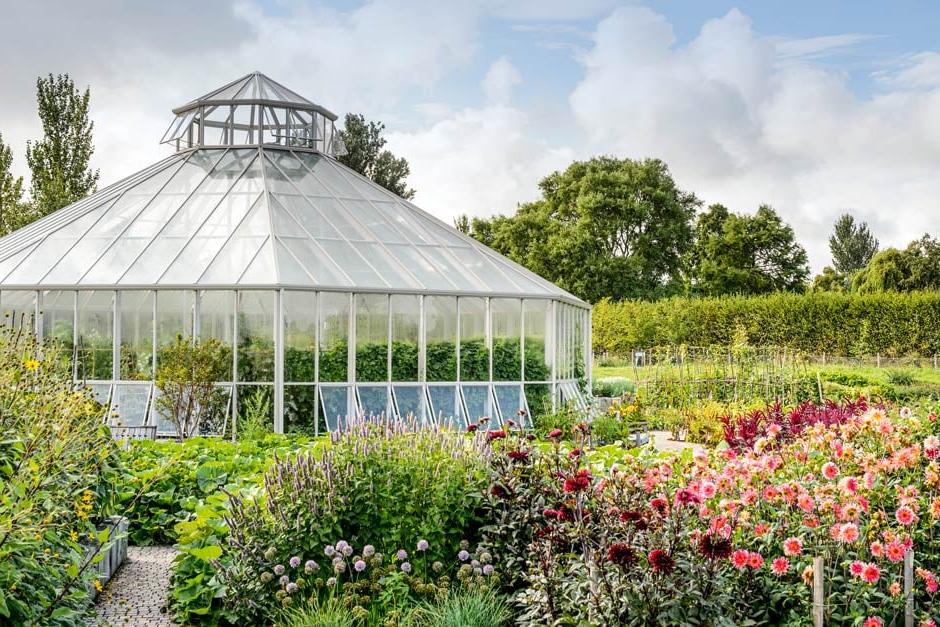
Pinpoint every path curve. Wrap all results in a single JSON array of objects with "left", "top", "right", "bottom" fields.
[{"left": 92, "top": 545, "right": 177, "bottom": 626}]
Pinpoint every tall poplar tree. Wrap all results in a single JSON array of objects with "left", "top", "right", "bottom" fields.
[{"left": 25, "top": 74, "right": 99, "bottom": 218}]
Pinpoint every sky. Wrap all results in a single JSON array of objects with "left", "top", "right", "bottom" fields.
[{"left": 3, "top": 0, "right": 940, "bottom": 272}]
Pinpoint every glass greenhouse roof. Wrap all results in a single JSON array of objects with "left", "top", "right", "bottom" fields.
[{"left": 0, "top": 74, "right": 585, "bottom": 306}]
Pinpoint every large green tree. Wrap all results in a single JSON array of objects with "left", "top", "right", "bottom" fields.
[
  {"left": 462, "top": 157, "right": 698, "bottom": 303},
  {"left": 26, "top": 74, "right": 99, "bottom": 218},
  {"left": 336, "top": 113, "right": 415, "bottom": 200},
  {"left": 0, "top": 133, "right": 37, "bottom": 236},
  {"left": 687, "top": 204, "right": 809, "bottom": 296},
  {"left": 829, "top": 213, "right": 878, "bottom": 275},
  {"left": 853, "top": 234, "right": 940, "bottom": 293}
]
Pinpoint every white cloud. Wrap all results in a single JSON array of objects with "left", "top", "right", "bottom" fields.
[
  {"left": 482, "top": 57, "right": 522, "bottom": 105},
  {"left": 569, "top": 6, "right": 940, "bottom": 270},
  {"left": 388, "top": 61, "right": 573, "bottom": 221}
]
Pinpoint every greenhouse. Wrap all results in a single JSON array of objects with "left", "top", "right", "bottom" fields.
[{"left": 0, "top": 72, "right": 590, "bottom": 436}]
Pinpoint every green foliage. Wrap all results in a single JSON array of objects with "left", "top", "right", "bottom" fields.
[
  {"left": 0, "top": 326, "right": 123, "bottom": 625},
  {"left": 119, "top": 435, "right": 313, "bottom": 545},
  {"left": 886, "top": 369, "right": 914, "bottom": 386},
  {"left": 592, "top": 376, "right": 636, "bottom": 397},
  {"left": 532, "top": 404, "right": 584, "bottom": 440},
  {"left": 155, "top": 336, "right": 231, "bottom": 440},
  {"left": 337, "top": 113, "right": 415, "bottom": 200},
  {"left": 238, "top": 387, "right": 273, "bottom": 441},
  {"left": 406, "top": 589, "right": 511, "bottom": 627},
  {"left": 26, "top": 74, "right": 99, "bottom": 218},
  {"left": 465, "top": 157, "right": 698, "bottom": 303},
  {"left": 593, "top": 290, "right": 940, "bottom": 357},
  {"left": 829, "top": 213, "right": 878, "bottom": 276},
  {"left": 217, "top": 420, "right": 489, "bottom": 623},
  {"left": 853, "top": 235, "right": 940, "bottom": 293},
  {"left": 0, "top": 132, "right": 36, "bottom": 236},
  {"left": 687, "top": 204, "right": 810, "bottom": 295}
]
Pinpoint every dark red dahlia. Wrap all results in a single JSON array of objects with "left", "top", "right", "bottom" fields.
[
  {"left": 490, "top": 484, "right": 509, "bottom": 499},
  {"left": 548, "top": 428, "right": 563, "bottom": 439},
  {"left": 508, "top": 449, "right": 530, "bottom": 462},
  {"left": 467, "top": 424, "right": 478, "bottom": 433},
  {"left": 607, "top": 543, "right": 636, "bottom": 567},
  {"left": 563, "top": 469, "right": 592, "bottom": 493},
  {"left": 674, "top": 488, "right": 702, "bottom": 507},
  {"left": 648, "top": 549, "right": 675, "bottom": 574},
  {"left": 650, "top": 497, "right": 669, "bottom": 516},
  {"left": 619, "top": 510, "right": 648, "bottom": 530},
  {"left": 568, "top": 448, "right": 583, "bottom": 459},
  {"left": 698, "top": 534, "right": 733, "bottom": 560},
  {"left": 486, "top": 429, "right": 507, "bottom": 441}
]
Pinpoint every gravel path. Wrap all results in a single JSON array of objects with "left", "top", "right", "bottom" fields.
[
  {"left": 92, "top": 545, "right": 177, "bottom": 626},
  {"left": 651, "top": 430, "right": 705, "bottom": 454}
]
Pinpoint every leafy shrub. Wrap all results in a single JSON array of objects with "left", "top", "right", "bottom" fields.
[
  {"left": 886, "top": 369, "right": 915, "bottom": 386},
  {"left": 720, "top": 397, "right": 868, "bottom": 452},
  {"left": 119, "top": 435, "right": 313, "bottom": 545},
  {"left": 589, "top": 416, "right": 630, "bottom": 444},
  {"left": 0, "top": 327, "right": 123, "bottom": 625},
  {"left": 237, "top": 387, "right": 273, "bottom": 441},
  {"left": 205, "top": 419, "right": 489, "bottom": 623},
  {"left": 592, "top": 376, "right": 636, "bottom": 397},
  {"left": 532, "top": 404, "right": 584, "bottom": 440}
]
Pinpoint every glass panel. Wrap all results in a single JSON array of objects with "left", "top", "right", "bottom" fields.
[
  {"left": 428, "top": 385, "right": 462, "bottom": 428},
  {"left": 461, "top": 384, "right": 495, "bottom": 424},
  {"left": 356, "top": 242, "right": 421, "bottom": 289},
  {"left": 199, "top": 290, "right": 235, "bottom": 380},
  {"left": 459, "top": 297, "right": 487, "bottom": 381},
  {"left": 385, "top": 244, "right": 454, "bottom": 291},
  {"left": 392, "top": 385, "right": 427, "bottom": 423},
  {"left": 318, "top": 240, "right": 386, "bottom": 287},
  {"left": 357, "top": 384, "right": 389, "bottom": 417},
  {"left": 238, "top": 237, "right": 277, "bottom": 285},
  {"left": 319, "top": 385, "right": 350, "bottom": 432},
  {"left": 76, "top": 290, "right": 113, "bottom": 380},
  {"left": 390, "top": 295, "right": 418, "bottom": 382},
  {"left": 285, "top": 385, "right": 317, "bottom": 435},
  {"left": 304, "top": 155, "right": 359, "bottom": 198},
  {"left": 415, "top": 246, "right": 483, "bottom": 291},
  {"left": 524, "top": 384, "right": 553, "bottom": 421},
  {"left": 524, "top": 300, "right": 552, "bottom": 381},
  {"left": 319, "top": 292, "right": 348, "bottom": 383},
  {"left": 155, "top": 290, "right": 194, "bottom": 372},
  {"left": 270, "top": 192, "right": 342, "bottom": 239},
  {"left": 341, "top": 199, "right": 407, "bottom": 243},
  {"left": 193, "top": 195, "right": 268, "bottom": 285},
  {"left": 355, "top": 293, "right": 388, "bottom": 382},
  {"left": 109, "top": 384, "right": 151, "bottom": 427},
  {"left": 86, "top": 382, "right": 112, "bottom": 406},
  {"left": 425, "top": 295, "right": 456, "bottom": 382},
  {"left": 284, "top": 291, "right": 316, "bottom": 382},
  {"left": 42, "top": 290, "right": 74, "bottom": 348},
  {"left": 491, "top": 298, "right": 521, "bottom": 381},
  {"left": 2, "top": 290, "right": 36, "bottom": 329},
  {"left": 266, "top": 151, "right": 332, "bottom": 198},
  {"left": 236, "top": 385, "right": 272, "bottom": 434},
  {"left": 494, "top": 383, "right": 525, "bottom": 427},
  {"left": 119, "top": 291, "right": 154, "bottom": 380},
  {"left": 237, "top": 291, "right": 275, "bottom": 382},
  {"left": 0, "top": 242, "right": 39, "bottom": 283},
  {"left": 449, "top": 247, "right": 522, "bottom": 293},
  {"left": 277, "top": 237, "right": 351, "bottom": 287}
]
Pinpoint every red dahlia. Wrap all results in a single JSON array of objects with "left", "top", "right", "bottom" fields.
[
  {"left": 607, "top": 543, "right": 636, "bottom": 567},
  {"left": 648, "top": 549, "right": 675, "bottom": 574}
]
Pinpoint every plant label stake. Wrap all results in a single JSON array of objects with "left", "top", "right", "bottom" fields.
[{"left": 812, "top": 556, "right": 824, "bottom": 627}]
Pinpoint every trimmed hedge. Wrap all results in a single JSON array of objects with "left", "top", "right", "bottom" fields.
[{"left": 593, "top": 291, "right": 940, "bottom": 357}]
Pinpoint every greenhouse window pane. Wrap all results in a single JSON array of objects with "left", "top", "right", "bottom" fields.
[
  {"left": 2, "top": 290, "right": 36, "bottom": 330},
  {"left": 355, "top": 293, "right": 388, "bottom": 382},
  {"left": 238, "top": 238, "right": 276, "bottom": 284},
  {"left": 306, "top": 157, "right": 359, "bottom": 198},
  {"left": 428, "top": 385, "right": 462, "bottom": 429},
  {"left": 236, "top": 385, "right": 272, "bottom": 434},
  {"left": 277, "top": 237, "right": 351, "bottom": 287},
  {"left": 109, "top": 383, "right": 152, "bottom": 428},
  {"left": 77, "top": 290, "right": 114, "bottom": 380},
  {"left": 155, "top": 291, "right": 194, "bottom": 372},
  {"left": 266, "top": 151, "right": 332, "bottom": 198},
  {"left": 319, "top": 292, "right": 348, "bottom": 383},
  {"left": 199, "top": 290, "right": 235, "bottom": 381},
  {"left": 237, "top": 291, "right": 275, "bottom": 382},
  {"left": 494, "top": 383, "right": 524, "bottom": 426},
  {"left": 461, "top": 384, "right": 495, "bottom": 425},
  {"left": 491, "top": 298, "right": 521, "bottom": 381},
  {"left": 425, "top": 295, "right": 457, "bottom": 382},
  {"left": 285, "top": 385, "right": 317, "bottom": 436},
  {"left": 86, "top": 382, "right": 112, "bottom": 407},
  {"left": 524, "top": 300, "right": 552, "bottom": 382},
  {"left": 193, "top": 195, "right": 268, "bottom": 285},
  {"left": 119, "top": 291, "right": 154, "bottom": 380},
  {"left": 524, "top": 384, "right": 552, "bottom": 422},
  {"left": 392, "top": 385, "right": 427, "bottom": 424},
  {"left": 284, "top": 291, "right": 316, "bottom": 382},
  {"left": 357, "top": 384, "right": 390, "bottom": 417},
  {"left": 318, "top": 240, "right": 385, "bottom": 287},
  {"left": 357, "top": 243, "right": 421, "bottom": 289},
  {"left": 341, "top": 199, "right": 407, "bottom": 244},
  {"left": 319, "top": 385, "right": 350, "bottom": 432},
  {"left": 390, "top": 294, "right": 419, "bottom": 382},
  {"left": 42, "top": 290, "right": 74, "bottom": 349},
  {"left": 458, "top": 297, "right": 487, "bottom": 381}
]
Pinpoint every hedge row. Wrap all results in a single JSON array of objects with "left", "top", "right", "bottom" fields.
[{"left": 593, "top": 290, "right": 940, "bottom": 357}]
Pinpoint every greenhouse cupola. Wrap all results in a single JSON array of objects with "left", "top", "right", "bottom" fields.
[{"left": 0, "top": 72, "right": 590, "bottom": 438}]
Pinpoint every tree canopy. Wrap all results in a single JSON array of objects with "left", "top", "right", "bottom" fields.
[
  {"left": 336, "top": 113, "right": 415, "bottom": 200},
  {"left": 853, "top": 235, "right": 940, "bottom": 293},
  {"left": 829, "top": 213, "right": 878, "bottom": 275},
  {"left": 686, "top": 204, "right": 810, "bottom": 296},
  {"left": 461, "top": 157, "right": 698, "bottom": 303},
  {"left": 0, "top": 133, "right": 35, "bottom": 236},
  {"left": 25, "top": 74, "right": 98, "bottom": 218}
]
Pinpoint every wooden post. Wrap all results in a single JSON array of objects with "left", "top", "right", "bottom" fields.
[
  {"left": 812, "top": 556, "right": 824, "bottom": 627},
  {"left": 904, "top": 549, "right": 914, "bottom": 627}
]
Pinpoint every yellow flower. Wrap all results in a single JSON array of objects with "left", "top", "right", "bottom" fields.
[
  {"left": 94, "top": 580, "right": 103, "bottom": 592},
  {"left": 69, "top": 530, "right": 78, "bottom": 542},
  {"left": 23, "top": 358, "right": 39, "bottom": 371}
]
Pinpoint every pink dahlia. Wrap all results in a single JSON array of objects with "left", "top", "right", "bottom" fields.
[
  {"left": 782, "top": 537, "right": 803, "bottom": 557},
  {"left": 771, "top": 557, "right": 789, "bottom": 575}
]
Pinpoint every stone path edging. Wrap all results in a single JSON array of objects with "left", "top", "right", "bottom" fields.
[{"left": 92, "top": 545, "right": 177, "bottom": 626}]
